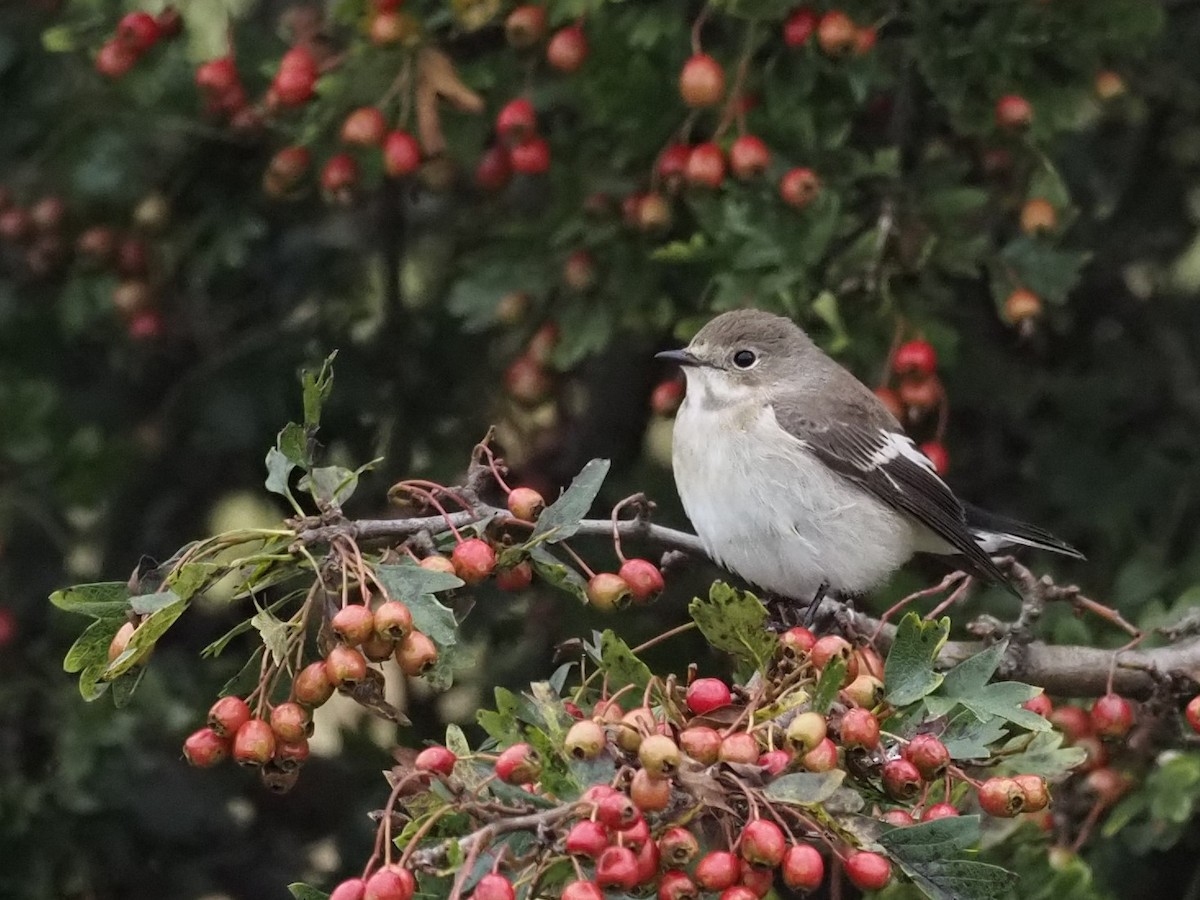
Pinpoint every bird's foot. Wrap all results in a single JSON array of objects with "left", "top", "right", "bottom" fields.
[
  {"left": 801, "top": 581, "right": 831, "bottom": 629},
  {"left": 764, "top": 593, "right": 805, "bottom": 633}
]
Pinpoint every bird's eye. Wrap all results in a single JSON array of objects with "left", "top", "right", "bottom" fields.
[{"left": 732, "top": 349, "right": 757, "bottom": 369}]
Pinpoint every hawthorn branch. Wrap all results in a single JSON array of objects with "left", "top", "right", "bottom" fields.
[{"left": 296, "top": 513, "right": 1200, "bottom": 700}]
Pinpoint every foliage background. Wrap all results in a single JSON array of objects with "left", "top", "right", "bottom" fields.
[{"left": 3, "top": 0, "right": 1200, "bottom": 898}]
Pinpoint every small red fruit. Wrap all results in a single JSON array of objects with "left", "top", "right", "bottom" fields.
[
  {"left": 740, "top": 819, "right": 786, "bottom": 867},
  {"left": 451, "top": 538, "right": 497, "bottom": 583},
  {"left": 630, "top": 768, "right": 671, "bottom": 811},
  {"left": 686, "top": 677, "right": 732, "bottom": 715},
  {"left": 853, "top": 25, "right": 877, "bottom": 55},
  {"left": 419, "top": 555, "right": 457, "bottom": 575},
  {"left": 811, "top": 634, "right": 856, "bottom": 672},
  {"left": 195, "top": 57, "right": 239, "bottom": 94},
  {"left": 561, "top": 882, "right": 603, "bottom": 900},
  {"left": 898, "top": 375, "right": 941, "bottom": 412},
  {"left": 1085, "top": 767, "right": 1129, "bottom": 805},
  {"left": 183, "top": 727, "right": 229, "bottom": 767},
  {"left": 619, "top": 559, "right": 665, "bottom": 603},
  {"left": 783, "top": 8, "right": 818, "bottom": 47},
  {"left": 325, "top": 645, "right": 369, "bottom": 687},
  {"left": 494, "top": 742, "right": 541, "bottom": 784},
  {"left": 415, "top": 745, "right": 457, "bottom": 776},
  {"left": 1013, "top": 773, "right": 1050, "bottom": 812},
  {"left": 880, "top": 809, "right": 916, "bottom": 827},
  {"left": 779, "top": 626, "right": 817, "bottom": 657},
  {"left": 275, "top": 738, "right": 311, "bottom": 770},
  {"left": 995, "top": 94, "right": 1033, "bottom": 130},
  {"left": 903, "top": 733, "right": 950, "bottom": 781},
  {"left": 781, "top": 843, "right": 824, "bottom": 890},
  {"left": 779, "top": 167, "right": 820, "bottom": 208},
  {"left": 1186, "top": 694, "right": 1200, "bottom": 734},
  {"left": 495, "top": 561, "right": 533, "bottom": 591},
  {"left": 1091, "top": 693, "right": 1134, "bottom": 738},
  {"left": 596, "top": 846, "right": 640, "bottom": 891},
  {"left": 638, "top": 734, "right": 681, "bottom": 777},
  {"left": 475, "top": 146, "right": 513, "bottom": 191},
  {"left": 505, "top": 5, "right": 547, "bottom": 49},
  {"left": 978, "top": 776, "right": 1026, "bottom": 817},
  {"left": 596, "top": 792, "right": 639, "bottom": 829},
  {"left": 1005, "top": 288, "right": 1043, "bottom": 325},
  {"left": 1095, "top": 70, "right": 1126, "bottom": 101},
  {"left": 739, "top": 862, "right": 774, "bottom": 898},
  {"left": 562, "top": 251, "right": 596, "bottom": 292},
  {"left": 719, "top": 888, "right": 757, "bottom": 900},
  {"left": 922, "top": 802, "right": 959, "bottom": 821},
  {"left": 332, "top": 604, "right": 376, "bottom": 646},
  {"left": 496, "top": 99, "right": 537, "bottom": 145},
  {"left": 1020, "top": 198, "right": 1058, "bottom": 235},
  {"left": 657, "top": 144, "right": 691, "bottom": 189},
  {"left": 618, "top": 814, "right": 652, "bottom": 851},
  {"left": 507, "top": 486, "right": 546, "bottom": 521},
  {"left": 881, "top": 758, "right": 922, "bottom": 800},
  {"left": 801, "top": 737, "right": 839, "bottom": 772},
  {"left": 651, "top": 378, "right": 684, "bottom": 416},
  {"left": 395, "top": 630, "right": 438, "bottom": 676},
  {"left": 1023, "top": 693, "right": 1053, "bottom": 718},
  {"left": 208, "top": 695, "right": 252, "bottom": 738},
  {"left": 679, "top": 726, "right": 722, "bottom": 764},
  {"left": 510, "top": 137, "right": 551, "bottom": 175},
  {"left": 787, "top": 711, "right": 827, "bottom": 752},
  {"left": 840, "top": 708, "right": 880, "bottom": 749},
  {"left": 294, "top": 660, "right": 336, "bottom": 706},
  {"left": 547, "top": 26, "right": 588, "bottom": 73},
  {"left": 269, "top": 702, "right": 311, "bottom": 742},
  {"left": 330, "top": 878, "right": 367, "bottom": 900},
  {"left": 893, "top": 339, "right": 937, "bottom": 376},
  {"left": 845, "top": 851, "right": 891, "bottom": 890},
  {"left": 679, "top": 54, "right": 725, "bottom": 108},
  {"left": 587, "top": 573, "right": 631, "bottom": 611},
  {"left": 719, "top": 731, "right": 760, "bottom": 764},
  {"left": 272, "top": 47, "right": 318, "bottom": 106},
  {"left": 321, "top": 154, "right": 359, "bottom": 200},
  {"left": 504, "top": 355, "right": 552, "bottom": 404},
  {"left": 564, "top": 719, "right": 606, "bottom": 759},
  {"left": 816, "top": 11, "right": 857, "bottom": 55},
  {"left": 729, "top": 136, "right": 770, "bottom": 180},
  {"left": 364, "top": 866, "right": 416, "bottom": 900},
  {"left": 117, "top": 12, "right": 161, "bottom": 52},
  {"left": 1050, "top": 704, "right": 1092, "bottom": 742},
  {"left": 685, "top": 143, "right": 726, "bottom": 188},
  {"left": 374, "top": 601, "right": 414, "bottom": 641},
  {"left": 920, "top": 441, "right": 949, "bottom": 476},
  {"left": 566, "top": 820, "right": 610, "bottom": 858},
  {"left": 658, "top": 870, "right": 698, "bottom": 900},
  {"left": 842, "top": 674, "right": 884, "bottom": 708},
  {"left": 696, "top": 851, "right": 741, "bottom": 891},
  {"left": 232, "top": 718, "right": 276, "bottom": 767},
  {"left": 383, "top": 130, "right": 421, "bottom": 177},
  {"left": 472, "top": 873, "right": 515, "bottom": 900},
  {"left": 96, "top": 40, "right": 138, "bottom": 78},
  {"left": 658, "top": 826, "right": 700, "bottom": 867}
]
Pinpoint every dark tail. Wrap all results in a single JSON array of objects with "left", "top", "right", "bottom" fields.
[{"left": 962, "top": 502, "right": 1086, "bottom": 560}]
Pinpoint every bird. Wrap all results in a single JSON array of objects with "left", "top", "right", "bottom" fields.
[{"left": 656, "top": 309, "right": 1083, "bottom": 605}]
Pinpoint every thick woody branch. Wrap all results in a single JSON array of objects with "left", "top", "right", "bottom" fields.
[{"left": 297, "top": 512, "right": 1200, "bottom": 700}]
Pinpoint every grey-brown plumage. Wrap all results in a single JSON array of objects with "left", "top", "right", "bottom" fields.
[{"left": 658, "top": 309, "right": 1082, "bottom": 601}]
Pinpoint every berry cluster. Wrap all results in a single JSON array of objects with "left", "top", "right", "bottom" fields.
[
  {"left": 874, "top": 338, "right": 949, "bottom": 474},
  {"left": 783, "top": 7, "right": 878, "bottom": 57},
  {"left": 94, "top": 8, "right": 182, "bottom": 79}
]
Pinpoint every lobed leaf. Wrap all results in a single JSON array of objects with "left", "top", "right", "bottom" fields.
[
  {"left": 885, "top": 613, "right": 950, "bottom": 707},
  {"left": 530, "top": 459, "right": 611, "bottom": 543},
  {"left": 687, "top": 583, "right": 777, "bottom": 673}
]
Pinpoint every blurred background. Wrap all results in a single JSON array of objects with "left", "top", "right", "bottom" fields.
[{"left": 3, "top": 0, "right": 1200, "bottom": 897}]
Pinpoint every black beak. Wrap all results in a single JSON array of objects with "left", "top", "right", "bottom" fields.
[{"left": 655, "top": 348, "right": 703, "bottom": 367}]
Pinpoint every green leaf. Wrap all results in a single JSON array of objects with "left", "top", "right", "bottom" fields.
[
  {"left": 129, "top": 591, "right": 184, "bottom": 616},
  {"left": 446, "top": 724, "right": 472, "bottom": 759},
  {"left": 103, "top": 593, "right": 187, "bottom": 679},
  {"left": 374, "top": 564, "right": 464, "bottom": 604},
  {"left": 530, "top": 459, "right": 611, "bottom": 543},
  {"left": 301, "top": 353, "right": 337, "bottom": 428},
  {"left": 924, "top": 641, "right": 1050, "bottom": 732},
  {"left": 763, "top": 771, "right": 846, "bottom": 806},
  {"left": 50, "top": 582, "right": 129, "bottom": 619},
  {"left": 809, "top": 291, "right": 849, "bottom": 353},
  {"left": 998, "top": 238, "right": 1090, "bottom": 305},
  {"left": 167, "top": 562, "right": 224, "bottom": 602},
  {"left": 596, "top": 630, "right": 652, "bottom": 691},
  {"left": 990, "top": 731, "right": 1087, "bottom": 779},
  {"left": 527, "top": 546, "right": 589, "bottom": 603},
  {"left": 478, "top": 687, "right": 524, "bottom": 744},
  {"left": 405, "top": 592, "right": 459, "bottom": 650},
  {"left": 251, "top": 607, "right": 292, "bottom": 665},
  {"left": 299, "top": 465, "right": 358, "bottom": 507},
  {"left": 277, "top": 422, "right": 310, "bottom": 468},
  {"left": 812, "top": 657, "right": 846, "bottom": 714},
  {"left": 264, "top": 447, "right": 297, "bottom": 500},
  {"left": 288, "top": 884, "right": 330, "bottom": 900},
  {"left": 878, "top": 816, "right": 1019, "bottom": 900},
  {"left": 64, "top": 617, "right": 124, "bottom": 674},
  {"left": 687, "top": 583, "right": 777, "bottom": 673},
  {"left": 940, "top": 711, "right": 1009, "bottom": 760},
  {"left": 885, "top": 614, "right": 950, "bottom": 707},
  {"left": 529, "top": 681, "right": 574, "bottom": 744}
]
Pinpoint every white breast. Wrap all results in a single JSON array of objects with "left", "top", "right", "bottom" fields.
[{"left": 671, "top": 379, "right": 920, "bottom": 600}]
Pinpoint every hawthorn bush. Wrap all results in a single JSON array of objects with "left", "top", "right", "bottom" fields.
[{"left": 6, "top": 0, "right": 1200, "bottom": 898}]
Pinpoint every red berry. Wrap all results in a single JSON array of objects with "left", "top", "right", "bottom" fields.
[
  {"left": 782, "top": 843, "right": 824, "bottom": 890},
  {"left": 658, "top": 826, "right": 700, "bottom": 867},
  {"left": 395, "top": 630, "right": 439, "bottom": 676},
  {"left": 0, "top": 207, "right": 32, "bottom": 243},
  {"left": 920, "top": 441, "right": 949, "bottom": 476},
  {"left": 679, "top": 726, "right": 722, "bottom": 764},
  {"left": 496, "top": 98, "right": 537, "bottom": 145},
  {"left": 1050, "top": 704, "right": 1092, "bottom": 742},
  {"left": 898, "top": 375, "right": 941, "bottom": 411},
  {"left": 1023, "top": 693, "right": 1053, "bottom": 718},
  {"left": 268, "top": 145, "right": 312, "bottom": 186},
  {"left": 720, "top": 888, "right": 757, "bottom": 900},
  {"left": 1085, "top": 767, "right": 1129, "bottom": 804},
  {"left": 686, "top": 677, "right": 732, "bottom": 715},
  {"left": 504, "top": 5, "right": 547, "bottom": 49},
  {"left": 547, "top": 26, "right": 588, "bottom": 73},
  {"left": 779, "top": 626, "right": 817, "bottom": 658},
  {"left": 475, "top": 145, "right": 512, "bottom": 191},
  {"left": 415, "top": 745, "right": 457, "bottom": 777},
  {"left": 657, "top": 144, "right": 691, "bottom": 188},
  {"left": 494, "top": 742, "right": 541, "bottom": 784},
  {"left": 1005, "top": 289, "right": 1043, "bottom": 326},
  {"left": 564, "top": 719, "right": 607, "bottom": 759},
  {"left": 451, "top": 538, "right": 497, "bottom": 583},
  {"left": 566, "top": 819, "right": 610, "bottom": 859},
  {"left": 845, "top": 851, "right": 891, "bottom": 890},
  {"left": 96, "top": 39, "right": 138, "bottom": 78},
  {"left": 562, "top": 251, "right": 596, "bottom": 292},
  {"left": 419, "top": 555, "right": 457, "bottom": 575},
  {"left": 332, "top": 604, "right": 376, "bottom": 646},
  {"left": 208, "top": 695, "right": 252, "bottom": 738},
  {"left": 1095, "top": 70, "right": 1127, "bottom": 100},
  {"left": 596, "top": 792, "right": 639, "bottom": 829},
  {"left": 472, "top": 873, "right": 515, "bottom": 900},
  {"left": 685, "top": 143, "right": 726, "bottom": 189},
  {"left": 273, "top": 46, "right": 318, "bottom": 106},
  {"left": 504, "top": 355, "right": 553, "bottom": 404},
  {"left": 787, "top": 711, "right": 827, "bottom": 752},
  {"left": 117, "top": 12, "right": 161, "bottom": 52},
  {"left": 269, "top": 701, "right": 311, "bottom": 742},
  {"left": 840, "top": 708, "right": 880, "bottom": 750},
  {"left": 619, "top": 559, "right": 664, "bottom": 603},
  {"left": 811, "top": 634, "right": 856, "bottom": 673},
  {"left": 1091, "top": 693, "right": 1134, "bottom": 738},
  {"left": 996, "top": 94, "right": 1033, "bottom": 130},
  {"left": 651, "top": 378, "right": 684, "bottom": 416},
  {"left": 381, "top": 130, "right": 421, "bottom": 177},
  {"left": 325, "top": 644, "right": 369, "bottom": 687},
  {"left": 882, "top": 758, "right": 922, "bottom": 800},
  {"left": 364, "top": 866, "right": 416, "bottom": 900},
  {"left": 507, "top": 486, "right": 546, "bottom": 521},
  {"left": 893, "top": 339, "right": 938, "bottom": 376},
  {"left": 586, "top": 573, "right": 631, "bottom": 611},
  {"left": 495, "top": 561, "right": 533, "bottom": 592},
  {"left": 719, "top": 731, "right": 761, "bottom": 764},
  {"left": 880, "top": 809, "right": 916, "bottom": 827},
  {"left": 195, "top": 56, "right": 240, "bottom": 93},
  {"left": 369, "top": 10, "right": 416, "bottom": 45},
  {"left": 330, "top": 878, "right": 367, "bottom": 900},
  {"left": 630, "top": 768, "right": 671, "bottom": 811},
  {"left": 740, "top": 819, "right": 786, "bottom": 868},
  {"left": 510, "top": 137, "right": 551, "bottom": 174},
  {"left": 658, "top": 870, "right": 699, "bottom": 900},
  {"left": 779, "top": 167, "right": 821, "bottom": 208},
  {"left": 127, "top": 310, "right": 164, "bottom": 340},
  {"left": 374, "top": 601, "right": 414, "bottom": 641},
  {"left": 594, "top": 847, "right": 640, "bottom": 891},
  {"left": 76, "top": 225, "right": 117, "bottom": 264},
  {"left": 561, "top": 882, "right": 603, "bottom": 900},
  {"left": 853, "top": 25, "right": 877, "bottom": 55},
  {"left": 339, "top": 107, "right": 386, "bottom": 147},
  {"left": 729, "top": 135, "right": 770, "bottom": 180},
  {"left": 696, "top": 851, "right": 741, "bottom": 892},
  {"left": 978, "top": 776, "right": 1026, "bottom": 817},
  {"left": 275, "top": 738, "right": 311, "bottom": 769},
  {"left": 1186, "top": 695, "right": 1200, "bottom": 734},
  {"left": 783, "top": 8, "right": 818, "bottom": 46},
  {"left": 619, "top": 815, "right": 653, "bottom": 853},
  {"left": 921, "top": 802, "right": 959, "bottom": 821},
  {"left": 232, "top": 718, "right": 276, "bottom": 767},
  {"left": 321, "top": 154, "right": 359, "bottom": 199},
  {"left": 816, "top": 11, "right": 857, "bottom": 55},
  {"left": 294, "top": 660, "right": 336, "bottom": 706},
  {"left": 679, "top": 54, "right": 725, "bottom": 108},
  {"left": 801, "top": 737, "right": 839, "bottom": 772},
  {"left": 183, "top": 727, "right": 229, "bottom": 767},
  {"left": 739, "top": 862, "right": 774, "bottom": 898},
  {"left": 1013, "top": 773, "right": 1050, "bottom": 812},
  {"left": 903, "top": 733, "right": 950, "bottom": 781}
]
